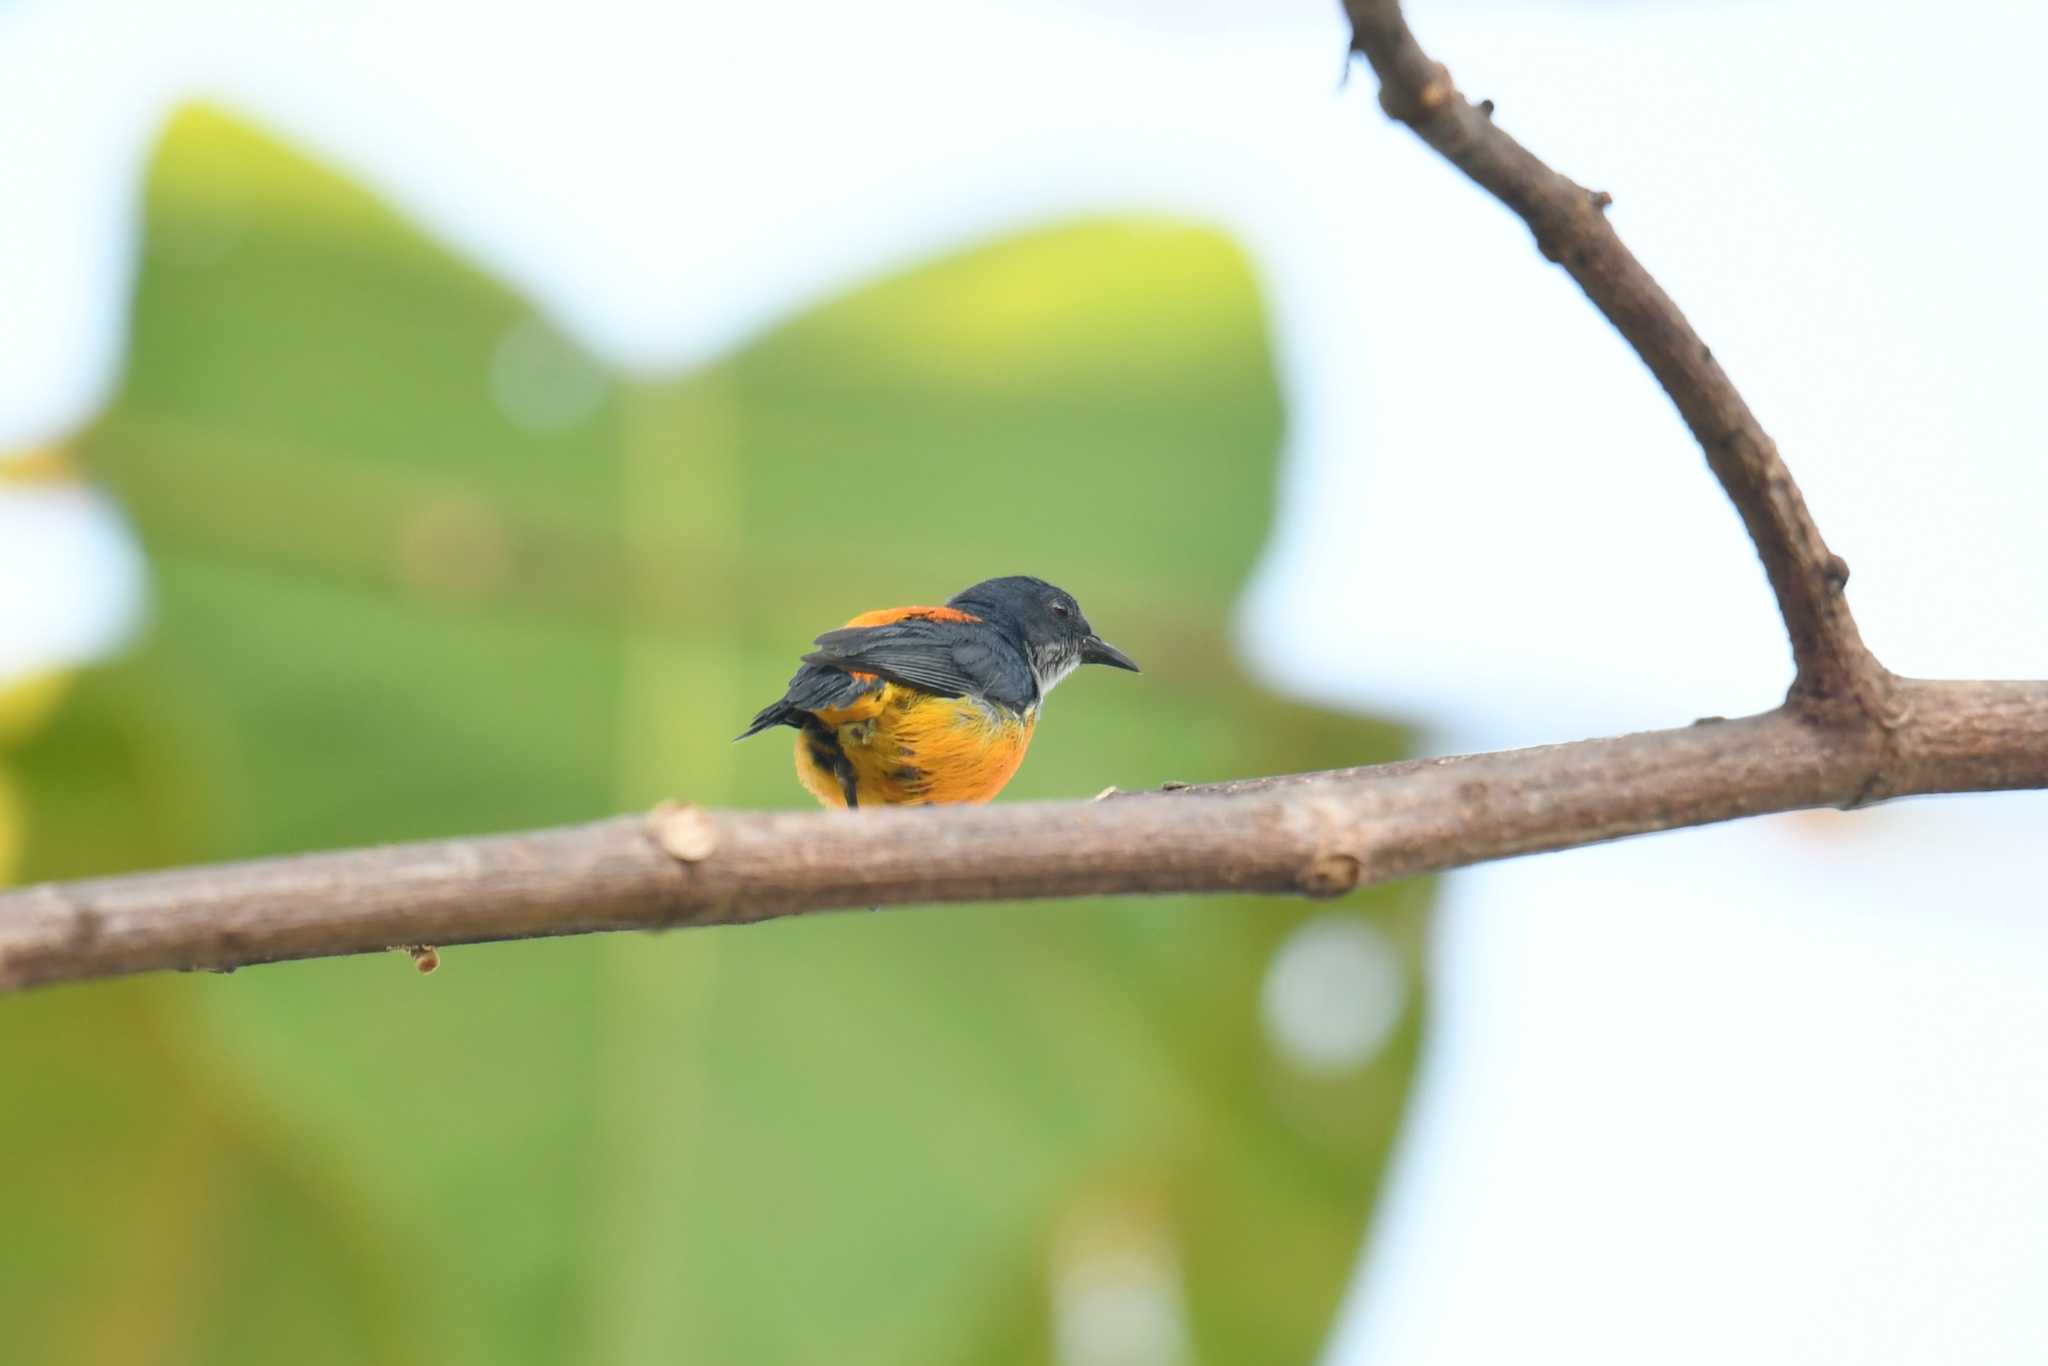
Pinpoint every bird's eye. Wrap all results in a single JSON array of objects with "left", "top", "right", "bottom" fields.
[{"left": 1051, "top": 602, "right": 1070, "bottom": 617}]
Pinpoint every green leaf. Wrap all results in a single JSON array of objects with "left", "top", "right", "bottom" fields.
[{"left": 6, "top": 105, "right": 1427, "bottom": 1365}]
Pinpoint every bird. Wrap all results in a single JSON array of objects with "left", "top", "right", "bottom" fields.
[{"left": 738, "top": 575, "right": 1140, "bottom": 808}]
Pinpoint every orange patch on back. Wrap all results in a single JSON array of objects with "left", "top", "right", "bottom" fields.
[{"left": 841, "top": 604, "right": 982, "bottom": 628}]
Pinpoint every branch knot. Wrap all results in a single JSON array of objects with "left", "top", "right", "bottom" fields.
[
  {"left": 648, "top": 802, "right": 719, "bottom": 863},
  {"left": 1299, "top": 853, "right": 1363, "bottom": 898}
]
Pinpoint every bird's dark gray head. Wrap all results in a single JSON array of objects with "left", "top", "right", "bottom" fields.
[{"left": 947, "top": 575, "right": 1140, "bottom": 693}]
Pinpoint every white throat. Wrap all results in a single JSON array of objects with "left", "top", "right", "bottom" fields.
[{"left": 1030, "top": 644, "right": 1083, "bottom": 698}]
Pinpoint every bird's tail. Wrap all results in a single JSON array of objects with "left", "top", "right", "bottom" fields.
[{"left": 734, "top": 700, "right": 797, "bottom": 742}]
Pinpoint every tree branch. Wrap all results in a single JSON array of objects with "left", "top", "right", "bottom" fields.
[
  {"left": 3, "top": 0, "right": 2041, "bottom": 993},
  {"left": 1342, "top": 0, "right": 1889, "bottom": 716},
  {"left": 3, "top": 679, "right": 2043, "bottom": 992}
]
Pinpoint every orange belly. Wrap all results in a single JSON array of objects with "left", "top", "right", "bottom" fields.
[{"left": 795, "top": 683, "right": 1036, "bottom": 808}]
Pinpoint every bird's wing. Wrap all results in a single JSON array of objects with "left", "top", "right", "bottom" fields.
[
  {"left": 781, "top": 662, "right": 887, "bottom": 715},
  {"left": 803, "top": 616, "right": 1035, "bottom": 708}
]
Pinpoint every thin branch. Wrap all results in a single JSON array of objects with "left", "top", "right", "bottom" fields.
[
  {"left": 2, "top": 1, "right": 2040, "bottom": 993},
  {"left": 1342, "top": 0, "right": 1890, "bottom": 716},
  {"left": 3, "top": 679, "right": 2044, "bottom": 992}
]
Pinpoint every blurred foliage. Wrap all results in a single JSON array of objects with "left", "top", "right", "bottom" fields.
[
  {"left": 0, "top": 672, "right": 74, "bottom": 881},
  {"left": 1, "top": 107, "right": 1428, "bottom": 1364},
  {"left": 0, "top": 443, "right": 84, "bottom": 488}
]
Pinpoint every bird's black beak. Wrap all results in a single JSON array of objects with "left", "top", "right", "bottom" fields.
[{"left": 1081, "top": 635, "right": 1141, "bottom": 672}]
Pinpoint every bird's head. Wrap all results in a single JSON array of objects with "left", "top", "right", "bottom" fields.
[{"left": 947, "top": 575, "right": 1140, "bottom": 694}]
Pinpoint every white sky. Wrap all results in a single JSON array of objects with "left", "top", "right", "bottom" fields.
[{"left": 2, "top": 0, "right": 2045, "bottom": 1361}]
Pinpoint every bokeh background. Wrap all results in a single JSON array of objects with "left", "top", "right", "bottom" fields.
[{"left": 3, "top": 2, "right": 2045, "bottom": 1363}]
